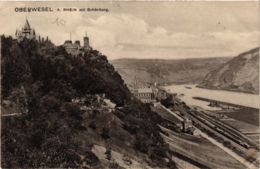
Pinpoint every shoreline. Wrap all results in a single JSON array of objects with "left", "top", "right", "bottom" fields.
[
  {"left": 192, "top": 97, "right": 260, "bottom": 111},
  {"left": 163, "top": 84, "right": 260, "bottom": 110},
  {"left": 196, "top": 85, "right": 259, "bottom": 95}
]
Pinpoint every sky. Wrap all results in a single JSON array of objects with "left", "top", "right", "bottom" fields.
[{"left": 0, "top": 1, "right": 259, "bottom": 60}]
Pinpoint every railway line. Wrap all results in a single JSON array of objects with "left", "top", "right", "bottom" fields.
[
  {"left": 173, "top": 104, "right": 260, "bottom": 165},
  {"left": 189, "top": 109, "right": 257, "bottom": 149},
  {"left": 156, "top": 103, "right": 259, "bottom": 169}
]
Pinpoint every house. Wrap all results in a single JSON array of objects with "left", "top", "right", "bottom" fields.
[
  {"left": 133, "top": 87, "right": 156, "bottom": 103},
  {"left": 131, "top": 85, "right": 169, "bottom": 103}
]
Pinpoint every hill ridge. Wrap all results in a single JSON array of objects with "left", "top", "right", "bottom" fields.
[{"left": 199, "top": 47, "right": 259, "bottom": 94}]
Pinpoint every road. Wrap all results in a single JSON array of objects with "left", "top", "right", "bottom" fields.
[{"left": 198, "top": 128, "right": 258, "bottom": 169}]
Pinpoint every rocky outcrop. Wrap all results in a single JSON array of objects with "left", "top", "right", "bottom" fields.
[{"left": 199, "top": 48, "right": 259, "bottom": 94}]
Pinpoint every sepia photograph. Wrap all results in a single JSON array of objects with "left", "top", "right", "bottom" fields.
[{"left": 0, "top": 1, "right": 259, "bottom": 169}]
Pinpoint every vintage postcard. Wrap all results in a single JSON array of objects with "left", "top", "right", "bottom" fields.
[{"left": 0, "top": 1, "right": 259, "bottom": 169}]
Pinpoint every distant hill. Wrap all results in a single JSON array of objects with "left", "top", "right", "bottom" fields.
[
  {"left": 199, "top": 47, "right": 259, "bottom": 94},
  {"left": 111, "top": 57, "right": 231, "bottom": 86}
]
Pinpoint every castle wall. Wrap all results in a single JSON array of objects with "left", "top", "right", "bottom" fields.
[{"left": 63, "top": 36, "right": 91, "bottom": 56}]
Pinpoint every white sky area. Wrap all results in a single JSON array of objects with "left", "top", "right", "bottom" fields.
[{"left": 0, "top": 1, "right": 259, "bottom": 60}]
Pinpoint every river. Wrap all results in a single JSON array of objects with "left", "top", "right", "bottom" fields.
[{"left": 164, "top": 84, "right": 260, "bottom": 110}]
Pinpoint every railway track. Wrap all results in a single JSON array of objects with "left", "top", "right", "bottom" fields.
[
  {"left": 174, "top": 105, "right": 260, "bottom": 164},
  {"left": 189, "top": 109, "right": 257, "bottom": 149}
]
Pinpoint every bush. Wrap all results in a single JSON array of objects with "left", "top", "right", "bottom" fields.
[
  {"left": 161, "top": 95, "right": 174, "bottom": 108},
  {"left": 101, "top": 127, "right": 110, "bottom": 140},
  {"left": 105, "top": 148, "right": 112, "bottom": 161}
]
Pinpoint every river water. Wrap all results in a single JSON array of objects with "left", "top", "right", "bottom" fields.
[{"left": 164, "top": 84, "right": 260, "bottom": 110}]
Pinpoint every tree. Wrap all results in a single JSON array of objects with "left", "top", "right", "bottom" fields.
[
  {"left": 101, "top": 127, "right": 110, "bottom": 140},
  {"left": 89, "top": 121, "right": 97, "bottom": 130},
  {"left": 161, "top": 95, "right": 174, "bottom": 108},
  {"left": 105, "top": 147, "right": 112, "bottom": 161}
]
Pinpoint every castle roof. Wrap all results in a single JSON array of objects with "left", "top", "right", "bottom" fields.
[
  {"left": 64, "top": 40, "right": 72, "bottom": 44},
  {"left": 24, "top": 19, "right": 31, "bottom": 30}
]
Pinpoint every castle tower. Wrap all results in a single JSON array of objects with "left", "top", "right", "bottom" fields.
[
  {"left": 83, "top": 32, "right": 90, "bottom": 50},
  {"left": 75, "top": 40, "right": 80, "bottom": 46},
  {"left": 16, "top": 18, "right": 36, "bottom": 41},
  {"left": 24, "top": 18, "right": 31, "bottom": 30}
]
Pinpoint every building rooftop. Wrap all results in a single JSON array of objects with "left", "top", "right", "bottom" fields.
[{"left": 137, "top": 88, "right": 153, "bottom": 93}]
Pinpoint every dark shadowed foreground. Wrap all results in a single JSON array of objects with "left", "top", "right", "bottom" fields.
[{"left": 1, "top": 36, "right": 177, "bottom": 169}]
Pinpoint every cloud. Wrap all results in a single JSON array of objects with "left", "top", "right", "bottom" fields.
[
  {"left": 77, "top": 14, "right": 258, "bottom": 59},
  {"left": 0, "top": 2, "right": 258, "bottom": 60}
]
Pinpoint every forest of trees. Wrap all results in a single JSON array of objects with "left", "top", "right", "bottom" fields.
[{"left": 1, "top": 36, "right": 176, "bottom": 168}]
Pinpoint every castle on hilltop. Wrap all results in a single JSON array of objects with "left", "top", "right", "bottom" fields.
[
  {"left": 63, "top": 33, "right": 92, "bottom": 56},
  {"left": 15, "top": 18, "right": 91, "bottom": 56},
  {"left": 15, "top": 18, "right": 49, "bottom": 43},
  {"left": 15, "top": 19, "right": 36, "bottom": 42}
]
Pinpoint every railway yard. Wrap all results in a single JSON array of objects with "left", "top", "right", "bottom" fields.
[{"left": 152, "top": 98, "right": 260, "bottom": 169}]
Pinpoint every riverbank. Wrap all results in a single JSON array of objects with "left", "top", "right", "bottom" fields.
[
  {"left": 193, "top": 96, "right": 259, "bottom": 110},
  {"left": 164, "top": 84, "right": 260, "bottom": 109},
  {"left": 196, "top": 84, "right": 259, "bottom": 95},
  {"left": 193, "top": 96, "right": 259, "bottom": 127}
]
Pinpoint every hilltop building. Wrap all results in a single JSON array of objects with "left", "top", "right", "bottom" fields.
[
  {"left": 63, "top": 40, "right": 80, "bottom": 55},
  {"left": 15, "top": 18, "right": 50, "bottom": 44},
  {"left": 83, "top": 34, "right": 90, "bottom": 50},
  {"left": 63, "top": 32, "right": 91, "bottom": 56},
  {"left": 15, "top": 19, "right": 36, "bottom": 42}
]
